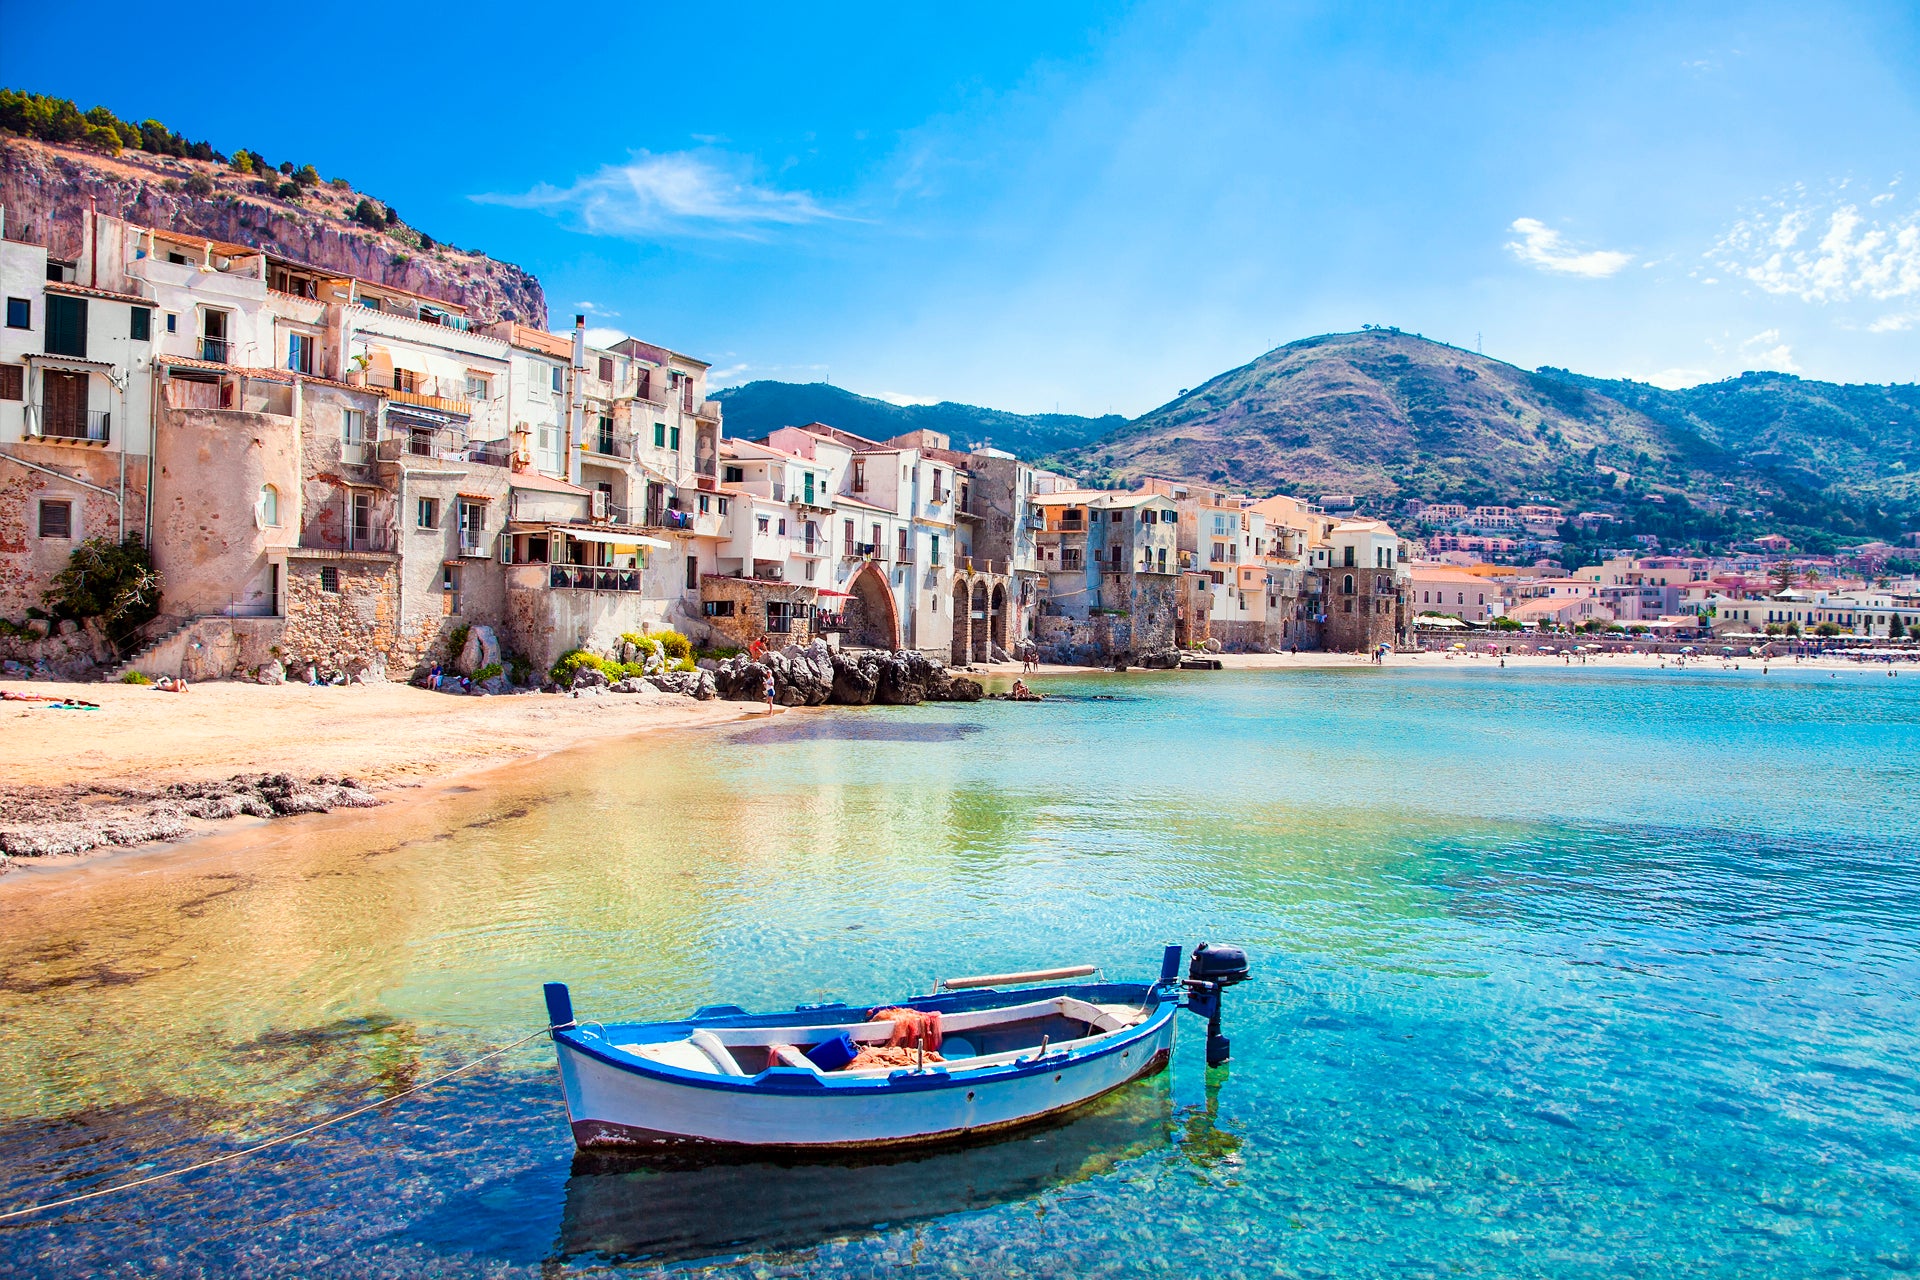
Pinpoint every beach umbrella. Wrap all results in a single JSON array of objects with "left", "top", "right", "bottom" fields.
[{"left": 1679, "top": 645, "right": 1695, "bottom": 652}]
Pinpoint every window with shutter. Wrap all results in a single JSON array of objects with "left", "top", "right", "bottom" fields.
[
  {"left": 45, "top": 295, "right": 87, "bottom": 357},
  {"left": 0, "top": 364, "right": 22, "bottom": 400}
]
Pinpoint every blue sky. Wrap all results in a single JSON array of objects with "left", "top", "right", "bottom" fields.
[{"left": 7, "top": 1, "right": 1917, "bottom": 415}]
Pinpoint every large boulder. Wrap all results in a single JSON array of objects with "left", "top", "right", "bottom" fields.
[
  {"left": 875, "top": 650, "right": 935, "bottom": 705},
  {"left": 932, "top": 674, "right": 984, "bottom": 702},
  {"left": 829, "top": 651, "right": 879, "bottom": 705},
  {"left": 712, "top": 657, "right": 774, "bottom": 702},
  {"left": 457, "top": 625, "right": 501, "bottom": 676},
  {"left": 571, "top": 664, "right": 611, "bottom": 692},
  {"left": 776, "top": 640, "right": 835, "bottom": 705}
]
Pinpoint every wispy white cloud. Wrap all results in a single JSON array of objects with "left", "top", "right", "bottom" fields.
[
  {"left": 875, "top": 391, "right": 939, "bottom": 406},
  {"left": 577, "top": 300, "right": 621, "bottom": 319},
  {"left": 1740, "top": 328, "right": 1799, "bottom": 373},
  {"left": 1506, "top": 218, "right": 1633, "bottom": 277},
  {"left": 1710, "top": 183, "right": 1920, "bottom": 302},
  {"left": 1644, "top": 367, "right": 1714, "bottom": 389},
  {"left": 1867, "top": 313, "right": 1913, "bottom": 332},
  {"left": 476, "top": 151, "right": 842, "bottom": 239}
]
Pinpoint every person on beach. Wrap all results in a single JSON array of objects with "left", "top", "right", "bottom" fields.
[{"left": 763, "top": 671, "right": 777, "bottom": 713}]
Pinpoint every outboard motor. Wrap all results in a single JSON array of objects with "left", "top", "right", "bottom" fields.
[{"left": 1184, "top": 942, "right": 1250, "bottom": 1066}]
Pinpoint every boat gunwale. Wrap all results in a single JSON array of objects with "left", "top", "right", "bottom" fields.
[{"left": 553, "top": 980, "right": 1174, "bottom": 1096}]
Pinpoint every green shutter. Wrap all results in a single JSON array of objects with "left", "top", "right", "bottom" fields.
[{"left": 45, "top": 295, "right": 87, "bottom": 358}]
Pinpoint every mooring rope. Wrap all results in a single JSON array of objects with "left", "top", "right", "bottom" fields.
[{"left": 0, "top": 1025, "right": 553, "bottom": 1223}]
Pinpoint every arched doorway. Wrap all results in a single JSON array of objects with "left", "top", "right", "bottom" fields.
[
  {"left": 970, "top": 582, "right": 988, "bottom": 663},
  {"left": 951, "top": 578, "right": 972, "bottom": 663},
  {"left": 989, "top": 584, "right": 1007, "bottom": 652},
  {"left": 844, "top": 561, "right": 900, "bottom": 650}
]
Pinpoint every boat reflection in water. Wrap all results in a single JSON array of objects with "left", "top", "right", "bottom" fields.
[{"left": 553, "top": 1072, "right": 1182, "bottom": 1266}]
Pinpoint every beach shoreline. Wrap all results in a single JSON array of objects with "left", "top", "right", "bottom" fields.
[{"left": 3, "top": 648, "right": 1903, "bottom": 878}]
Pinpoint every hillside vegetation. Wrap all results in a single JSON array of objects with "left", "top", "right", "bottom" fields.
[
  {"left": 713, "top": 381, "right": 1122, "bottom": 460},
  {"left": 0, "top": 88, "right": 544, "bottom": 325}
]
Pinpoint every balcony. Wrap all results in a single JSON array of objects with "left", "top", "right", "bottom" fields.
[
  {"left": 584, "top": 433, "right": 632, "bottom": 461},
  {"left": 850, "top": 541, "right": 879, "bottom": 558},
  {"left": 647, "top": 507, "right": 695, "bottom": 532},
  {"left": 464, "top": 438, "right": 513, "bottom": 468},
  {"left": 28, "top": 407, "right": 111, "bottom": 444},
  {"left": 549, "top": 565, "right": 643, "bottom": 592},
  {"left": 459, "top": 535, "right": 490, "bottom": 559},
  {"left": 1025, "top": 512, "right": 1047, "bottom": 529},
  {"left": 200, "top": 337, "right": 230, "bottom": 363},
  {"left": 389, "top": 388, "right": 474, "bottom": 417}
]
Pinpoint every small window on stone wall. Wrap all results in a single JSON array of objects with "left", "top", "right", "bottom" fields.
[
  {"left": 320, "top": 566, "right": 340, "bottom": 593},
  {"left": 259, "top": 484, "right": 280, "bottom": 527},
  {"left": 39, "top": 499, "right": 72, "bottom": 539}
]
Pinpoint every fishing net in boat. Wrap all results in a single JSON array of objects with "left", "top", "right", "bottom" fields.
[
  {"left": 847, "top": 1044, "right": 946, "bottom": 1070},
  {"left": 871, "top": 1007, "right": 943, "bottom": 1052}
]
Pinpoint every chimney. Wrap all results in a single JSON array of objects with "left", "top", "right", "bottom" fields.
[{"left": 572, "top": 314, "right": 587, "bottom": 370}]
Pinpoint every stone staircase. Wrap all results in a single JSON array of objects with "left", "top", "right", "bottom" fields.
[{"left": 111, "top": 618, "right": 194, "bottom": 680}]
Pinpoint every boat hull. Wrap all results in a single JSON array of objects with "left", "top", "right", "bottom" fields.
[{"left": 552, "top": 993, "right": 1178, "bottom": 1151}]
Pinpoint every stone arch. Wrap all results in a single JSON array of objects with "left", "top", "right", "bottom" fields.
[
  {"left": 1342, "top": 573, "right": 1355, "bottom": 595},
  {"left": 951, "top": 577, "right": 972, "bottom": 663},
  {"left": 990, "top": 583, "right": 1007, "bottom": 651},
  {"left": 844, "top": 561, "right": 900, "bottom": 650}
]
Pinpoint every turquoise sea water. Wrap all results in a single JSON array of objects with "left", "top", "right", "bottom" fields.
[{"left": 1, "top": 664, "right": 1917, "bottom": 1277}]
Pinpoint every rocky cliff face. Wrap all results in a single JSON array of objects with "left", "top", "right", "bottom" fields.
[{"left": 0, "top": 138, "right": 545, "bottom": 326}]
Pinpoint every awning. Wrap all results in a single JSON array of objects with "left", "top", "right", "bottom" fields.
[
  {"left": 551, "top": 526, "right": 671, "bottom": 549},
  {"left": 25, "top": 353, "right": 114, "bottom": 372}
]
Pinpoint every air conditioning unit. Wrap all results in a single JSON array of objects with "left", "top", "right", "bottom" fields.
[{"left": 591, "top": 491, "right": 609, "bottom": 519}]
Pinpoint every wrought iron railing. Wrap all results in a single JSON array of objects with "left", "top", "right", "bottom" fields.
[
  {"left": 33, "top": 408, "right": 111, "bottom": 443},
  {"left": 200, "top": 337, "right": 230, "bottom": 363}
]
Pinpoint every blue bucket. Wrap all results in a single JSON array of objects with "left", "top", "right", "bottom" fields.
[{"left": 805, "top": 1031, "right": 859, "bottom": 1071}]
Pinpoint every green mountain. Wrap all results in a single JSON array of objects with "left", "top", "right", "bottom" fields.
[
  {"left": 720, "top": 332, "right": 1918, "bottom": 552},
  {"left": 712, "top": 380, "right": 1122, "bottom": 460},
  {"left": 1060, "top": 329, "right": 1917, "bottom": 548}
]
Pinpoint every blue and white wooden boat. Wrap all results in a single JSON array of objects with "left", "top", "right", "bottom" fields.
[{"left": 542, "top": 943, "right": 1249, "bottom": 1151}]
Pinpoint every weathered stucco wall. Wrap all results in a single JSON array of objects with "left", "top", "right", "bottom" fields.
[
  {"left": 152, "top": 407, "right": 299, "bottom": 620},
  {"left": 0, "top": 447, "right": 149, "bottom": 618}
]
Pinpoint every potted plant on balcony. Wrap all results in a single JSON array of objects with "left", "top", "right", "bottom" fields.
[{"left": 346, "top": 352, "right": 371, "bottom": 387}]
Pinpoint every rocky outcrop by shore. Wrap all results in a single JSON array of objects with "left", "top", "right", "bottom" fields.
[
  {"left": 704, "top": 642, "right": 984, "bottom": 706},
  {"left": 0, "top": 773, "right": 380, "bottom": 866}
]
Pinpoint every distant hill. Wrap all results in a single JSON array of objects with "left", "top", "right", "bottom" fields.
[
  {"left": 1054, "top": 330, "right": 1918, "bottom": 545},
  {"left": 1530, "top": 367, "right": 1920, "bottom": 510},
  {"left": 712, "top": 380, "right": 1123, "bottom": 459}
]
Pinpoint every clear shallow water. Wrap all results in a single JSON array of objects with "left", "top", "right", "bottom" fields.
[{"left": 1, "top": 664, "right": 1917, "bottom": 1277}]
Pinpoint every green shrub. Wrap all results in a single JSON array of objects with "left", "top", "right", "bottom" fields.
[
  {"left": 510, "top": 657, "right": 533, "bottom": 686},
  {"left": 44, "top": 535, "right": 160, "bottom": 651},
  {"left": 618, "top": 631, "right": 662, "bottom": 660},
  {"left": 656, "top": 630, "right": 692, "bottom": 661},
  {"left": 694, "top": 646, "right": 741, "bottom": 661},
  {"left": 472, "top": 662, "right": 502, "bottom": 682},
  {"left": 549, "top": 649, "right": 604, "bottom": 685},
  {"left": 445, "top": 623, "right": 471, "bottom": 662},
  {"left": 120, "top": 670, "right": 152, "bottom": 685},
  {"left": 1490, "top": 616, "right": 1522, "bottom": 632},
  {"left": 1814, "top": 622, "right": 1841, "bottom": 637}
]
